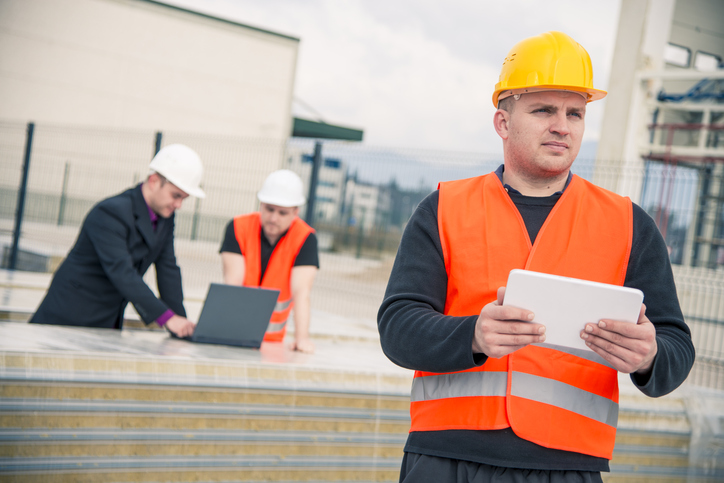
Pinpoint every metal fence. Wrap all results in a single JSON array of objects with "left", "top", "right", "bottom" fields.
[{"left": 1, "top": 119, "right": 723, "bottom": 389}]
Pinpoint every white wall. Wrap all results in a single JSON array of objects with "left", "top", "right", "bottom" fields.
[
  {"left": 0, "top": 0, "right": 299, "bottom": 139},
  {"left": 0, "top": 0, "right": 302, "bottom": 228}
]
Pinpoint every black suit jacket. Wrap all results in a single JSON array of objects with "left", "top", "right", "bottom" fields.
[{"left": 29, "top": 184, "right": 186, "bottom": 329}]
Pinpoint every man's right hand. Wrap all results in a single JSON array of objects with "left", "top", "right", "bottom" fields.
[
  {"left": 165, "top": 315, "right": 195, "bottom": 338},
  {"left": 472, "top": 287, "right": 546, "bottom": 358}
]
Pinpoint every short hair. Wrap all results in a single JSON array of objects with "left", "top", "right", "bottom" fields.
[{"left": 497, "top": 96, "right": 516, "bottom": 113}]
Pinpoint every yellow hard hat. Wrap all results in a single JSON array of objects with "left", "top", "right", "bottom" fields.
[{"left": 492, "top": 31, "right": 607, "bottom": 107}]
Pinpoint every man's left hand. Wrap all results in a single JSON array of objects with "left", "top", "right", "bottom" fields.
[
  {"left": 289, "top": 337, "right": 315, "bottom": 353},
  {"left": 581, "top": 304, "right": 657, "bottom": 374}
]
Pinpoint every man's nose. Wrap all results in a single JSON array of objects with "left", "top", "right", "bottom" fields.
[{"left": 549, "top": 112, "right": 571, "bottom": 136}]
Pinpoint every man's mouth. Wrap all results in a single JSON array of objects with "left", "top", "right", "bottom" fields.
[{"left": 543, "top": 141, "right": 568, "bottom": 152}]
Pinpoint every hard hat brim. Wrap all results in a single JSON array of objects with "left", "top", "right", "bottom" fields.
[
  {"left": 257, "top": 193, "right": 305, "bottom": 208},
  {"left": 158, "top": 173, "right": 206, "bottom": 199},
  {"left": 177, "top": 184, "right": 206, "bottom": 199},
  {"left": 493, "top": 85, "right": 607, "bottom": 108}
]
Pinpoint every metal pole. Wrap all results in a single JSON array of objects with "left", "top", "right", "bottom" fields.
[
  {"left": 304, "top": 141, "right": 322, "bottom": 226},
  {"left": 356, "top": 208, "right": 366, "bottom": 259},
  {"left": 57, "top": 161, "right": 70, "bottom": 226},
  {"left": 9, "top": 122, "right": 35, "bottom": 270},
  {"left": 190, "top": 194, "right": 201, "bottom": 241},
  {"left": 154, "top": 131, "right": 163, "bottom": 155}
]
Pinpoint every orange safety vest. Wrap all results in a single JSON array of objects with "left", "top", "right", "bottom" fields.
[
  {"left": 409, "top": 173, "right": 633, "bottom": 460},
  {"left": 233, "top": 213, "right": 314, "bottom": 342}
]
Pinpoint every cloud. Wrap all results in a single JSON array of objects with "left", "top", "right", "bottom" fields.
[{"left": 162, "top": 0, "right": 622, "bottom": 152}]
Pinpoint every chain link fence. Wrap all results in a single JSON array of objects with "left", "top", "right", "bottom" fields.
[{"left": 1, "top": 119, "right": 723, "bottom": 389}]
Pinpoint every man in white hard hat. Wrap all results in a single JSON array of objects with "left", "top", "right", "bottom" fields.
[
  {"left": 378, "top": 32, "right": 694, "bottom": 482},
  {"left": 220, "top": 169, "right": 318, "bottom": 353},
  {"left": 30, "top": 144, "right": 204, "bottom": 337}
]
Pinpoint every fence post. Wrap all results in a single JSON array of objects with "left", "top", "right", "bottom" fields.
[
  {"left": 154, "top": 131, "right": 163, "bottom": 155},
  {"left": 57, "top": 161, "right": 70, "bottom": 226},
  {"left": 190, "top": 194, "right": 201, "bottom": 241},
  {"left": 355, "top": 208, "right": 366, "bottom": 259},
  {"left": 9, "top": 122, "right": 35, "bottom": 270},
  {"left": 304, "top": 141, "right": 322, "bottom": 227}
]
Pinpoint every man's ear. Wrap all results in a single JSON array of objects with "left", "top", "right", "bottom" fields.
[
  {"left": 147, "top": 172, "right": 162, "bottom": 187},
  {"left": 493, "top": 110, "right": 510, "bottom": 140}
]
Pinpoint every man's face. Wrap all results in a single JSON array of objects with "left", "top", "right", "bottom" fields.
[
  {"left": 260, "top": 203, "right": 299, "bottom": 240},
  {"left": 146, "top": 174, "right": 189, "bottom": 218},
  {"left": 496, "top": 90, "right": 586, "bottom": 181}
]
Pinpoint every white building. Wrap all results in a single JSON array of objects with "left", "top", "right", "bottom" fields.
[
  {"left": 597, "top": 0, "right": 723, "bottom": 268},
  {"left": 0, "top": 0, "right": 299, "bottom": 139},
  {"left": 596, "top": 0, "right": 724, "bottom": 388},
  {"left": 0, "top": 0, "right": 300, "bottom": 233}
]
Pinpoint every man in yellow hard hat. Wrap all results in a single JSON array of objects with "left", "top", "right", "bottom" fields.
[
  {"left": 30, "top": 145, "right": 203, "bottom": 337},
  {"left": 378, "top": 31, "right": 694, "bottom": 482},
  {"left": 220, "top": 170, "right": 318, "bottom": 353}
]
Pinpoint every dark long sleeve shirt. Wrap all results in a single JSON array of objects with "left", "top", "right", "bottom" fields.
[{"left": 377, "top": 167, "right": 695, "bottom": 471}]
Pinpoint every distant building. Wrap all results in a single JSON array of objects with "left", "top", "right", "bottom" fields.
[
  {"left": 386, "top": 178, "right": 432, "bottom": 228},
  {"left": 286, "top": 148, "right": 348, "bottom": 224},
  {"left": 343, "top": 174, "right": 391, "bottom": 232}
]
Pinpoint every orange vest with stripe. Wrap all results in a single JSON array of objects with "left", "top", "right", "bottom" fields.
[
  {"left": 233, "top": 213, "right": 314, "bottom": 342},
  {"left": 409, "top": 173, "right": 633, "bottom": 460}
]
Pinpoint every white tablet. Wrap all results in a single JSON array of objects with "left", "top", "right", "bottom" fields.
[{"left": 502, "top": 269, "right": 644, "bottom": 353}]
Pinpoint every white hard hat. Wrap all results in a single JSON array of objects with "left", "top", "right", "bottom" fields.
[
  {"left": 257, "top": 170, "right": 306, "bottom": 207},
  {"left": 148, "top": 144, "right": 205, "bottom": 198}
]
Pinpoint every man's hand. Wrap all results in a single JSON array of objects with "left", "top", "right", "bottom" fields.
[
  {"left": 165, "top": 315, "right": 195, "bottom": 338},
  {"left": 473, "top": 287, "right": 545, "bottom": 358},
  {"left": 580, "top": 304, "right": 657, "bottom": 374},
  {"left": 289, "top": 337, "right": 315, "bottom": 354}
]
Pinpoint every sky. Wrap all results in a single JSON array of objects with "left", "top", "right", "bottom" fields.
[{"left": 163, "top": 0, "right": 623, "bottom": 156}]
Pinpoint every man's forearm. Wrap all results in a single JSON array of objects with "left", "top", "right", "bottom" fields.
[{"left": 292, "top": 295, "right": 311, "bottom": 340}]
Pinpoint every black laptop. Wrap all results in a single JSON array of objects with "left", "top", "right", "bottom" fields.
[{"left": 180, "top": 283, "right": 280, "bottom": 348}]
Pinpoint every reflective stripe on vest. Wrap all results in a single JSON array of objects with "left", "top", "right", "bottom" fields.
[
  {"left": 275, "top": 298, "right": 292, "bottom": 312},
  {"left": 233, "top": 213, "right": 314, "bottom": 342},
  {"left": 411, "top": 368, "right": 618, "bottom": 427},
  {"left": 409, "top": 173, "right": 633, "bottom": 460},
  {"left": 411, "top": 371, "right": 508, "bottom": 402},
  {"left": 266, "top": 319, "right": 287, "bottom": 333},
  {"left": 510, "top": 372, "right": 618, "bottom": 427}
]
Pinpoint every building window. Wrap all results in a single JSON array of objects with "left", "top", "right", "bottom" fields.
[
  {"left": 664, "top": 43, "right": 691, "bottom": 68},
  {"left": 694, "top": 51, "right": 722, "bottom": 71}
]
